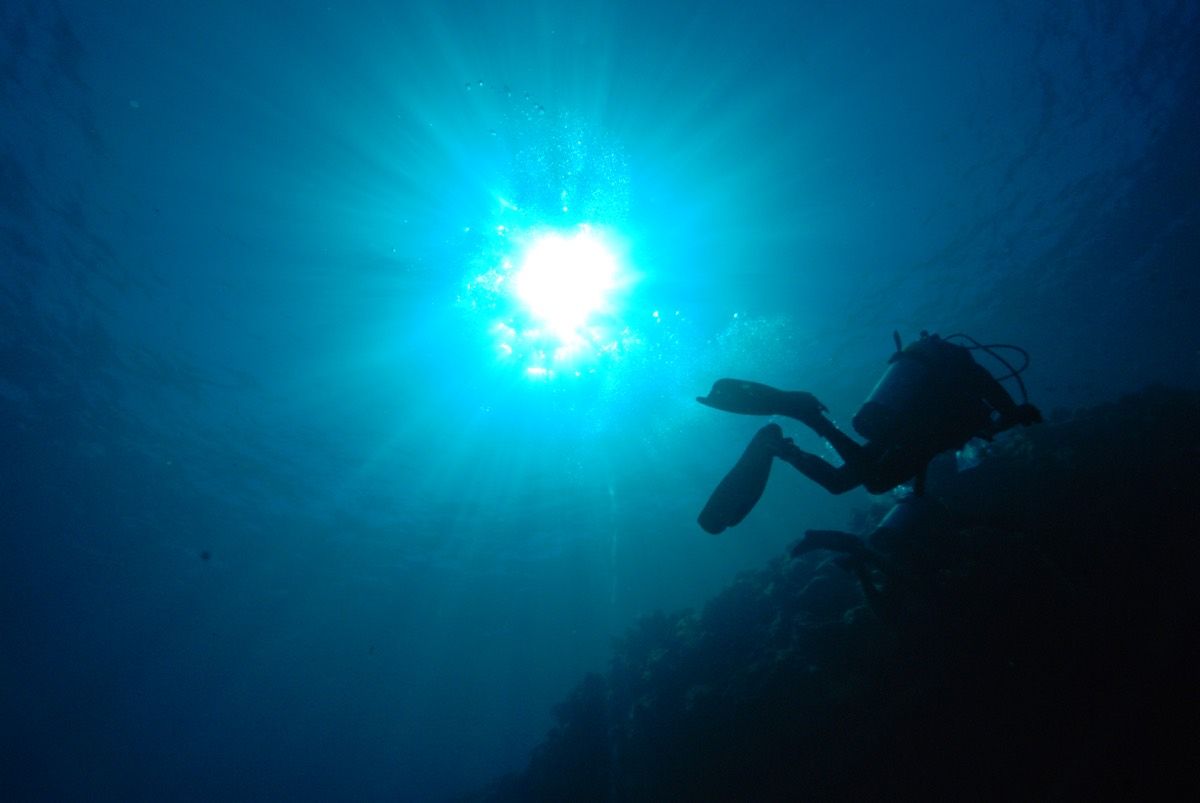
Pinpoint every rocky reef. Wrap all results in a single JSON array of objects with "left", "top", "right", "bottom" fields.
[{"left": 472, "top": 386, "right": 1200, "bottom": 801}]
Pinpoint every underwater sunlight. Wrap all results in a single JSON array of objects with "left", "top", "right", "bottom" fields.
[
  {"left": 514, "top": 226, "right": 618, "bottom": 341},
  {"left": 452, "top": 102, "right": 643, "bottom": 383},
  {"left": 469, "top": 217, "right": 638, "bottom": 380}
]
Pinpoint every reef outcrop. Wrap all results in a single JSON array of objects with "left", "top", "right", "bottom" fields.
[{"left": 474, "top": 386, "right": 1200, "bottom": 801}]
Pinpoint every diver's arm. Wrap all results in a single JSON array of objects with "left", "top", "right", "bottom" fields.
[{"left": 975, "top": 364, "right": 1041, "bottom": 432}]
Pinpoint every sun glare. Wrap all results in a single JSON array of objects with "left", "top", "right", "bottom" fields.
[
  {"left": 453, "top": 106, "right": 639, "bottom": 380},
  {"left": 468, "top": 221, "right": 635, "bottom": 379},
  {"left": 513, "top": 227, "right": 618, "bottom": 339}
]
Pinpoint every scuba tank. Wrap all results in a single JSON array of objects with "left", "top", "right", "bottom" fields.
[{"left": 851, "top": 331, "right": 980, "bottom": 443}]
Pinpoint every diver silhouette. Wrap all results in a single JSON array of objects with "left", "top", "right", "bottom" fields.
[{"left": 697, "top": 331, "right": 1042, "bottom": 534}]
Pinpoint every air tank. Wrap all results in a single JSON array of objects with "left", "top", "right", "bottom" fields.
[{"left": 851, "top": 333, "right": 973, "bottom": 442}]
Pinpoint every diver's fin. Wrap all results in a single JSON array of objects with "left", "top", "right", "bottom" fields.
[
  {"left": 698, "top": 424, "right": 782, "bottom": 534},
  {"left": 697, "top": 379, "right": 785, "bottom": 415},
  {"left": 697, "top": 379, "right": 827, "bottom": 423}
]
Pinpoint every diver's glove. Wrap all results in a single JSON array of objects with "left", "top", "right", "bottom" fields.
[{"left": 697, "top": 379, "right": 827, "bottom": 424}]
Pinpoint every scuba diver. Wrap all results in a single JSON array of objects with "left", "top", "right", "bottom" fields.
[{"left": 697, "top": 331, "right": 1042, "bottom": 535}]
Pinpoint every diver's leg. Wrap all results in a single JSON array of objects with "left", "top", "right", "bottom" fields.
[
  {"left": 776, "top": 440, "right": 862, "bottom": 494},
  {"left": 804, "top": 414, "right": 872, "bottom": 470}
]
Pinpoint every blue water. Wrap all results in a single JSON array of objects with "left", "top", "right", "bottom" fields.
[{"left": 3, "top": 1, "right": 1197, "bottom": 800}]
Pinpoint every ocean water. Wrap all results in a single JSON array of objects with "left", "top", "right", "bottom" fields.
[{"left": 2, "top": 1, "right": 1197, "bottom": 800}]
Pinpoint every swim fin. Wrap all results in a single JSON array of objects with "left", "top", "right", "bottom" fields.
[
  {"left": 697, "top": 379, "right": 827, "bottom": 424},
  {"left": 698, "top": 424, "right": 782, "bottom": 534}
]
